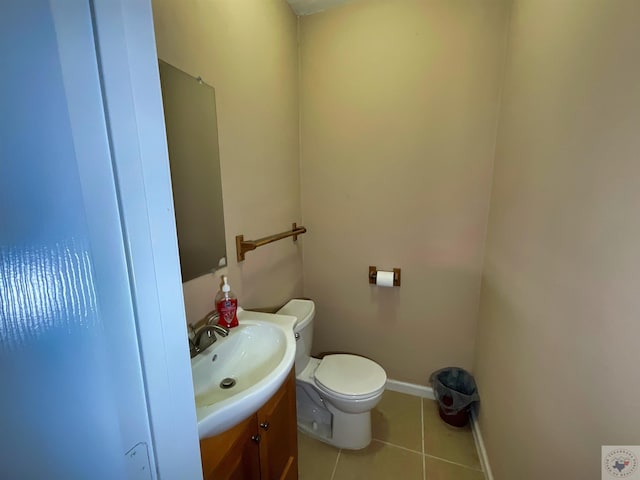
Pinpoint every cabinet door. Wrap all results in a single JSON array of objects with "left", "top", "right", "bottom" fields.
[
  {"left": 201, "top": 414, "right": 261, "bottom": 480},
  {"left": 257, "top": 369, "right": 299, "bottom": 480}
]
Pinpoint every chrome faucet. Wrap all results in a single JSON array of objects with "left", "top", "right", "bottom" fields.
[
  {"left": 204, "top": 310, "right": 220, "bottom": 325},
  {"left": 190, "top": 323, "right": 230, "bottom": 358}
]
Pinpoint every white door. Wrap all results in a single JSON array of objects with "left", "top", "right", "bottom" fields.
[{"left": 0, "top": 0, "right": 201, "bottom": 478}]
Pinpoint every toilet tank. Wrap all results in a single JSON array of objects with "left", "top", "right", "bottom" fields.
[{"left": 276, "top": 299, "right": 315, "bottom": 374}]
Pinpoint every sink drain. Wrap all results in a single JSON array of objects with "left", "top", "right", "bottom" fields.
[{"left": 220, "top": 377, "right": 236, "bottom": 389}]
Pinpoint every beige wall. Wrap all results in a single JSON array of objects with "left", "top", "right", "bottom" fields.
[
  {"left": 299, "top": 0, "right": 510, "bottom": 383},
  {"left": 474, "top": 1, "right": 640, "bottom": 478},
  {"left": 152, "top": 0, "right": 303, "bottom": 321}
]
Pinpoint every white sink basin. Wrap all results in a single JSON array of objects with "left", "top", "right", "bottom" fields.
[{"left": 191, "top": 308, "right": 296, "bottom": 438}]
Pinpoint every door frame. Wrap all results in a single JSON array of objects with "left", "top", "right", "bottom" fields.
[{"left": 90, "top": 0, "right": 202, "bottom": 477}]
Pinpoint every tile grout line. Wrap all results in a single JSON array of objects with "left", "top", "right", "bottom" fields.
[
  {"left": 421, "top": 398, "right": 426, "bottom": 480},
  {"left": 329, "top": 449, "right": 341, "bottom": 480},
  {"left": 372, "top": 439, "right": 423, "bottom": 455},
  {"left": 423, "top": 452, "right": 484, "bottom": 472}
]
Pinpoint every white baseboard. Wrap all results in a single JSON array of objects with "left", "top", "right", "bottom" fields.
[
  {"left": 385, "top": 379, "right": 435, "bottom": 399},
  {"left": 470, "top": 408, "right": 494, "bottom": 480}
]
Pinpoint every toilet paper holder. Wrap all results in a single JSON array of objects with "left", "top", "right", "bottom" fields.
[{"left": 369, "top": 266, "right": 401, "bottom": 287}]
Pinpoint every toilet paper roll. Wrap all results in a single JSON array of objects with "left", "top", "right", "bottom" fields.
[{"left": 376, "top": 270, "right": 395, "bottom": 287}]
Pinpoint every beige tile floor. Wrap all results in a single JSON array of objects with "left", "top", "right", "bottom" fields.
[{"left": 297, "top": 390, "right": 484, "bottom": 480}]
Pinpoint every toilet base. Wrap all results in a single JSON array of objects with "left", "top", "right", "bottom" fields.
[
  {"left": 297, "top": 409, "right": 372, "bottom": 450},
  {"left": 327, "top": 407, "right": 372, "bottom": 450},
  {"left": 296, "top": 378, "right": 376, "bottom": 450}
]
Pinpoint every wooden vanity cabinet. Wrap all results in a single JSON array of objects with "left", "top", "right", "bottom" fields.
[
  {"left": 256, "top": 367, "right": 298, "bottom": 480},
  {"left": 200, "top": 368, "right": 298, "bottom": 480},
  {"left": 200, "top": 413, "right": 261, "bottom": 479}
]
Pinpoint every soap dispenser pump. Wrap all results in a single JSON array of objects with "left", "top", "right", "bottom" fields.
[{"left": 215, "top": 276, "right": 238, "bottom": 328}]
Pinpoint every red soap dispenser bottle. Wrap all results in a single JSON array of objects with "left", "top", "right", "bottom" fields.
[{"left": 215, "top": 275, "right": 238, "bottom": 328}]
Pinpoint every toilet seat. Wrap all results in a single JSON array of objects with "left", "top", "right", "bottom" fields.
[{"left": 314, "top": 354, "right": 386, "bottom": 399}]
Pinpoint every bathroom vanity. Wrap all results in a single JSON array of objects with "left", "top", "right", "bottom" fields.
[{"left": 199, "top": 368, "right": 298, "bottom": 479}]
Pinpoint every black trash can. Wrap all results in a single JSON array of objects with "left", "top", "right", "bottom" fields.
[{"left": 430, "top": 367, "right": 479, "bottom": 427}]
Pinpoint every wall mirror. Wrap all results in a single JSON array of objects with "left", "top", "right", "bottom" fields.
[{"left": 158, "top": 60, "right": 226, "bottom": 282}]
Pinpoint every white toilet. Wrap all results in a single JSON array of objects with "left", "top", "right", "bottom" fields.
[{"left": 277, "top": 299, "right": 387, "bottom": 450}]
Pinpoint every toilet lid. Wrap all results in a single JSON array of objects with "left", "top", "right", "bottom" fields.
[{"left": 314, "top": 354, "right": 386, "bottom": 396}]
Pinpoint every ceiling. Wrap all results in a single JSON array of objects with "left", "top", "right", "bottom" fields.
[{"left": 287, "top": 0, "right": 355, "bottom": 16}]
